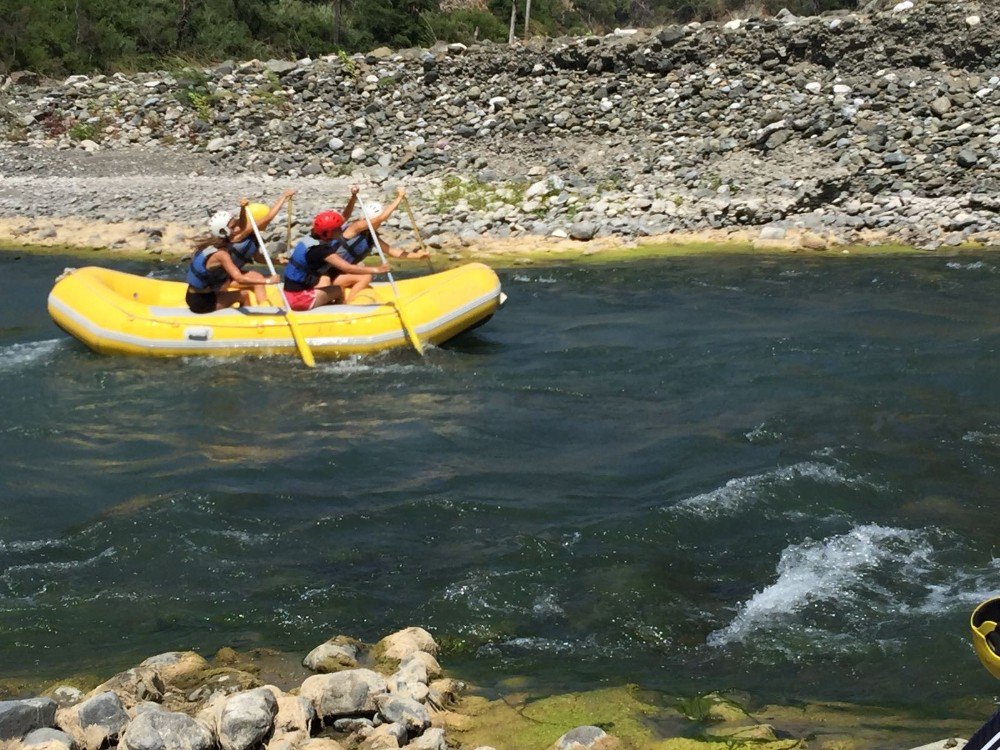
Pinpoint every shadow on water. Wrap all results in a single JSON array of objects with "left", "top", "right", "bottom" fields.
[{"left": 0, "top": 249, "right": 999, "bottom": 712}]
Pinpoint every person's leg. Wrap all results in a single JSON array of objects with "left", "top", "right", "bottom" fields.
[
  {"left": 334, "top": 274, "right": 372, "bottom": 303},
  {"left": 239, "top": 271, "right": 270, "bottom": 305},
  {"left": 311, "top": 286, "right": 344, "bottom": 307},
  {"left": 214, "top": 290, "right": 244, "bottom": 310}
]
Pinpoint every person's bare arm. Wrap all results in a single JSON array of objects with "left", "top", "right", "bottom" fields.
[
  {"left": 341, "top": 184, "right": 360, "bottom": 220},
  {"left": 215, "top": 251, "right": 279, "bottom": 286},
  {"left": 258, "top": 189, "right": 296, "bottom": 230},
  {"left": 366, "top": 186, "right": 405, "bottom": 231},
  {"left": 325, "top": 252, "right": 388, "bottom": 276},
  {"left": 229, "top": 198, "right": 253, "bottom": 242}
]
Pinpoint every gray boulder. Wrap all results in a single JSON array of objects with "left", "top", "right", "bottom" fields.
[
  {"left": 0, "top": 697, "right": 57, "bottom": 739},
  {"left": 360, "top": 721, "right": 407, "bottom": 750},
  {"left": 569, "top": 221, "right": 598, "bottom": 241},
  {"left": 57, "top": 691, "right": 130, "bottom": 749},
  {"left": 957, "top": 150, "right": 980, "bottom": 168},
  {"left": 303, "top": 639, "right": 359, "bottom": 674},
  {"left": 300, "top": 669, "right": 387, "bottom": 719},
  {"left": 409, "top": 728, "right": 447, "bottom": 750},
  {"left": 372, "top": 632, "right": 438, "bottom": 662},
  {"left": 75, "top": 691, "right": 129, "bottom": 735},
  {"left": 218, "top": 688, "right": 278, "bottom": 750},
  {"left": 265, "top": 60, "right": 298, "bottom": 75},
  {"left": 89, "top": 666, "right": 165, "bottom": 708},
  {"left": 929, "top": 96, "right": 952, "bottom": 117},
  {"left": 138, "top": 651, "right": 210, "bottom": 684},
  {"left": 374, "top": 695, "right": 430, "bottom": 734},
  {"left": 23, "top": 727, "right": 73, "bottom": 748},
  {"left": 119, "top": 708, "right": 214, "bottom": 750}
]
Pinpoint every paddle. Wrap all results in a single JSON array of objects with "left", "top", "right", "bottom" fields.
[
  {"left": 356, "top": 194, "right": 424, "bottom": 356},
  {"left": 245, "top": 209, "right": 316, "bottom": 368},
  {"left": 286, "top": 195, "right": 293, "bottom": 256},
  {"left": 402, "top": 195, "right": 435, "bottom": 273}
]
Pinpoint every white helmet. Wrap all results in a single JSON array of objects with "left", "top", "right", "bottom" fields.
[
  {"left": 362, "top": 201, "right": 384, "bottom": 221},
  {"left": 208, "top": 211, "right": 233, "bottom": 238}
]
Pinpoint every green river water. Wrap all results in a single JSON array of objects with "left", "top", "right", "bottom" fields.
[{"left": 0, "top": 248, "right": 998, "bottom": 716}]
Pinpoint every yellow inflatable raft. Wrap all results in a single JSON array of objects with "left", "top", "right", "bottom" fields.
[{"left": 48, "top": 263, "right": 503, "bottom": 359}]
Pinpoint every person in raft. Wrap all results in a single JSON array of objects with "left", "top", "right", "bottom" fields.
[
  {"left": 185, "top": 189, "right": 296, "bottom": 314},
  {"left": 282, "top": 186, "right": 384, "bottom": 311},
  {"left": 335, "top": 185, "right": 429, "bottom": 303},
  {"left": 283, "top": 185, "right": 429, "bottom": 311}
]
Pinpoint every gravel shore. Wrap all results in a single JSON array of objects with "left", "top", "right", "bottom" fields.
[{"left": 1, "top": 0, "right": 998, "bottom": 256}]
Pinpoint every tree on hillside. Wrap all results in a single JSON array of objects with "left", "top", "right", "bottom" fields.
[{"left": 0, "top": 0, "right": 862, "bottom": 75}]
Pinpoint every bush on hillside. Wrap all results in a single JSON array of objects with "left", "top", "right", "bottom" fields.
[{"left": 0, "top": 0, "right": 859, "bottom": 76}]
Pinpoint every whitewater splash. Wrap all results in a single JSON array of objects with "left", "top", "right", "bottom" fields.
[
  {"left": 946, "top": 261, "right": 997, "bottom": 273},
  {"left": 963, "top": 429, "right": 1000, "bottom": 447},
  {"left": 670, "top": 461, "right": 874, "bottom": 518},
  {"left": 706, "top": 524, "right": 998, "bottom": 653},
  {"left": 513, "top": 274, "right": 558, "bottom": 284},
  {"left": 317, "top": 354, "right": 435, "bottom": 376},
  {"left": 0, "top": 339, "right": 63, "bottom": 373},
  {"left": 0, "top": 546, "right": 117, "bottom": 599}
]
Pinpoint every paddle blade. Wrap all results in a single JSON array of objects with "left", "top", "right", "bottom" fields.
[
  {"left": 285, "top": 313, "right": 316, "bottom": 368},
  {"left": 394, "top": 303, "right": 424, "bottom": 356}
]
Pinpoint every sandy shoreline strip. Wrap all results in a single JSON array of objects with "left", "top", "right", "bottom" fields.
[{"left": 2, "top": 215, "right": 996, "bottom": 266}]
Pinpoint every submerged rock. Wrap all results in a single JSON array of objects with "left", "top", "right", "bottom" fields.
[
  {"left": 45, "top": 687, "right": 84, "bottom": 708},
  {"left": 552, "top": 726, "right": 615, "bottom": 750}
]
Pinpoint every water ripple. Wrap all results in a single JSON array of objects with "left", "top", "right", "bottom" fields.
[
  {"left": 668, "top": 461, "right": 877, "bottom": 518},
  {"left": 706, "top": 524, "right": 958, "bottom": 654},
  {"left": 0, "top": 339, "right": 63, "bottom": 372}
]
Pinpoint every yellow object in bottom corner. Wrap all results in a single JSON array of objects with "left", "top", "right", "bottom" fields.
[
  {"left": 48, "top": 263, "right": 504, "bottom": 359},
  {"left": 971, "top": 597, "right": 1000, "bottom": 679}
]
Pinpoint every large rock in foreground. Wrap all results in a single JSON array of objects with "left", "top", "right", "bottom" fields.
[
  {"left": 371, "top": 628, "right": 438, "bottom": 671},
  {"left": 139, "top": 651, "right": 211, "bottom": 684},
  {"left": 57, "top": 690, "right": 130, "bottom": 750},
  {"left": 0, "top": 697, "right": 57, "bottom": 740},
  {"left": 217, "top": 687, "right": 278, "bottom": 750},
  {"left": 300, "top": 669, "right": 388, "bottom": 719},
  {"left": 119, "top": 707, "right": 215, "bottom": 750}
]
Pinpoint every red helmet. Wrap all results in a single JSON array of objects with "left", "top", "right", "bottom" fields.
[{"left": 312, "top": 210, "right": 344, "bottom": 240}]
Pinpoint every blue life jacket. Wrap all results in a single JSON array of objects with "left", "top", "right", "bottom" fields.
[
  {"left": 337, "top": 230, "right": 374, "bottom": 264},
  {"left": 186, "top": 247, "right": 230, "bottom": 290},
  {"left": 185, "top": 237, "right": 258, "bottom": 291},
  {"left": 284, "top": 236, "right": 341, "bottom": 288},
  {"left": 228, "top": 236, "right": 259, "bottom": 266}
]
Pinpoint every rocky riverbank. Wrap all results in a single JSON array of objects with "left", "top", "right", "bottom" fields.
[
  {"left": 1, "top": 0, "right": 998, "bottom": 256},
  {"left": 0, "top": 626, "right": 980, "bottom": 750}
]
